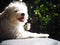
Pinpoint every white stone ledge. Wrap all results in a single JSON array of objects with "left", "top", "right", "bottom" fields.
[{"left": 0, "top": 38, "right": 60, "bottom": 45}]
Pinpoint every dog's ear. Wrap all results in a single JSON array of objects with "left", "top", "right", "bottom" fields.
[{"left": 1, "top": 7, "right": 12, "bottom": 18}]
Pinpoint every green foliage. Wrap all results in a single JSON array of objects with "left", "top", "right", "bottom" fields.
[{"left": 26, "top": 0, "right": 60, "bottom": 33}]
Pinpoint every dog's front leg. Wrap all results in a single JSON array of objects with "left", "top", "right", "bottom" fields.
[
  {"left": 16, "top": 31, "right": 49, "bottom": 39},
  {"left": 21, "top": 31, "right": 49, "bottom": 38}
]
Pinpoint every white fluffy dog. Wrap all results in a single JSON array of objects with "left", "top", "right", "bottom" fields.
[{"left": 0, "top": 1, "right": 49, "bottom": 40}]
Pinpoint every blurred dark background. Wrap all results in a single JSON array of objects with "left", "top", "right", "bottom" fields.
[{"left": 0, "top": 0, "right": 60, "bottom": 41}]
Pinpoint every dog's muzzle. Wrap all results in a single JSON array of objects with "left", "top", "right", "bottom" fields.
[{"left": 18, "top": 13, "right": 25, "bottom": 22}]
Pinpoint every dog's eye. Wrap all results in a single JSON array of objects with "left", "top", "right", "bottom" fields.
[{"left": 14, "top": 10, "right": 18, "bottom": 12}]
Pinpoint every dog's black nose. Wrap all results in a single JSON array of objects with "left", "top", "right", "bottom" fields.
[{"left": 21, "top": 13, "right": 25, "bottom": 16}]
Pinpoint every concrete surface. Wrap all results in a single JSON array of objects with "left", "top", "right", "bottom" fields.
[{"left": 0, "top": 38, "right": 60, "bottom": 45}]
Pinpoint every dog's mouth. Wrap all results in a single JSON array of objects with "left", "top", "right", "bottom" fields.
[{"left": 18, "top": 17, "right": 25, "bottom": 22}]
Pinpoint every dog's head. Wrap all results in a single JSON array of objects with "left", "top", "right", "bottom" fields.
[{"left": 2, "top": 1, "right": 28, "bottom": 25}]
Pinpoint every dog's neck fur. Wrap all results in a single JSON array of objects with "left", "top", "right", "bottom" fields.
[{"left": 0, "top": 17, "right": 25, "bottom": 31}]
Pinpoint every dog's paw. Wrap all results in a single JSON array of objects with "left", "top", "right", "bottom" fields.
[
  {"left": 39, "top": 33, "right": 49, "bottom": 38},
  {"left": 24, "top": 23, "right": 31, "bottom": 30}
]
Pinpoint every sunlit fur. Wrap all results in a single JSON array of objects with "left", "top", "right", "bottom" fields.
[{"left": 0, "top": 1, "right": 49, "bottom": 40}]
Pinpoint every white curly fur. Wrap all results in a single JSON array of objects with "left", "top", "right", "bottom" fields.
[{"left": 0, "top": 1, "right": 49, "bottom": 40}]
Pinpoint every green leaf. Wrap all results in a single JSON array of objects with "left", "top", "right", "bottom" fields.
[
  {"left": 54, "top": 13, "right": 59, "bottom": 16},
  {"left": 38, "top": 12, "right": 42, "bottom": 17},
  {"left": 45, "top": 8, "right": 48, "bottom": 10},
  {"left": 40, "top": 4, "right": 44, "bottom": 8}
]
